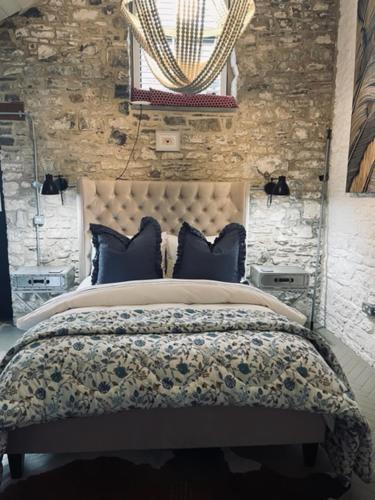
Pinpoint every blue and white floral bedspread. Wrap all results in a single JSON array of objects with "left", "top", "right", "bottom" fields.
[{"left": 0, "top": 307, "right": 372, "bottom": 483}]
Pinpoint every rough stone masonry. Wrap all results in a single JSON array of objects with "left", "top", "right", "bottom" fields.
[{"left": 0, "top": 0, "right": 338, "bottom": 317}]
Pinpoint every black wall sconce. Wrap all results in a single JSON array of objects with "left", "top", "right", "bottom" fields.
[
  {"left": 41, "top": 174, "right": 68, "bottom": 204},
  {"left": 264, "top": 175, "right": 290, "bottom": 206}
]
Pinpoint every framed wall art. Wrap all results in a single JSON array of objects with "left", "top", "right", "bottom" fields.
[{"left": 347, "top": 0, "right": 375, "bottom": 193}]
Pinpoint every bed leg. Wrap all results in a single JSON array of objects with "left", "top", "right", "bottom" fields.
[
  {"left": 8, "top": 453, "right": 25, "bottom": 479},
  {"left": 302, "top": 443, "right": 319, "bottom": 467}
]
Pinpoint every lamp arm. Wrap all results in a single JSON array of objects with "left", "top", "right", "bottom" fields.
[
  {"left": 27, "top": 114, "right": 42, "bottom": 217},
  {"left": 27, "top": 113, "right": 44, "bottom": 266}
]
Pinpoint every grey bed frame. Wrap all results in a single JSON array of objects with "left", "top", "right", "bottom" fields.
[{"left": 6, "top": 179, "right": 326, "bottom": 478}]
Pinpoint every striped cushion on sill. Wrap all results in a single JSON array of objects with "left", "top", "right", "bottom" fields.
[{"left": 131, "top": 88, "right": 237, "bottom": 109}]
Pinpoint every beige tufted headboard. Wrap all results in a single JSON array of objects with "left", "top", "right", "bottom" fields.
[{"left": 78, "top": 177, "right": 250, "bottom": 281}]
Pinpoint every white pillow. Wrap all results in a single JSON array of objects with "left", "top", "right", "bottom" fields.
[{"left": 165, "top": 233, "right": 217, "bottom": 278}]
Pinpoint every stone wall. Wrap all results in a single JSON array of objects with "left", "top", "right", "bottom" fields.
[
  {"left": 0, "top": 0, "right": 338, "bottom": 318},
  {"left": 321, "top": 0, "right": 375, "bottom": 366}
]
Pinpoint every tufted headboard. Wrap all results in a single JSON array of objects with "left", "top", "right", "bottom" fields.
[{"left": 78, "top": 177, "right": 250, "bottom": 281}]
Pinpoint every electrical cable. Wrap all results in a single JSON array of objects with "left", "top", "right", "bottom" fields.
[{"left": 116, "top": 105, "right": 143, "bottom": 180}]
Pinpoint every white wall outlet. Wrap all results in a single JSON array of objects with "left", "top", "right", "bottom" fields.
[{"left": 33, "top": 215, "right": 45, "bottom": 226}]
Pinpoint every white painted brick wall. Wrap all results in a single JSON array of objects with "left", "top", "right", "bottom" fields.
[{"left": 321, "top": 0, "right": 375, "bottom": 365}]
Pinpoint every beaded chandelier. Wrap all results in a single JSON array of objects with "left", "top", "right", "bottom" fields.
[{"left": 121, "top": 0, "right": 255, "bottom": 94}]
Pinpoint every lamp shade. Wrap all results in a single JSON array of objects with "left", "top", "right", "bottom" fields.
[
  {"left": 273, "top": 176, "right": 290, "bottom": 196},
  {"left": 264, "top": 176, "right": 290, "bottom": 196},
  {"left": 54, "top": 175, "right": 68, "bottom": 192},
  {"left": 41, "top": 174, "right": 59, "bottom": 195}
]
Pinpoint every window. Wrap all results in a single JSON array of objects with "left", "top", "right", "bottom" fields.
[{"left": 131, "top": 0, "right": 230, "bottom": 96}]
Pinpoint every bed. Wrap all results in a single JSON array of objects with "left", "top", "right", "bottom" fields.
[{"left": 1, "top": 178, "right": 372, "bottom": 486}]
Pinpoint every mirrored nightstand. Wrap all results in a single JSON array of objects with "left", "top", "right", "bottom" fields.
[
  {"left": 11, "top": 265, "right": 76, "bottom": 313},
  {"left": 247, "top": 265, "right": 311, "bottom": 316}
]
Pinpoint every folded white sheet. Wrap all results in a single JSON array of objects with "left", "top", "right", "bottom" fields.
[{"left": 17, "top": 279, "right": 307, "bottom": 330}]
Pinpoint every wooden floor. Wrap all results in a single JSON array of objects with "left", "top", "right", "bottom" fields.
[{"left": 0, "top": 323, "right": 374, "bottom": 498}]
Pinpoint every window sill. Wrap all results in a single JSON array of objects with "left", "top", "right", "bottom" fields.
[{"left": 130, "top": 104, "right": 237, "bottom": 114}]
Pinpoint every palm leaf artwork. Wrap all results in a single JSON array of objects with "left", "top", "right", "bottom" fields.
[{"left": 348, "top": 0, "right": 375, "bottom": 193}]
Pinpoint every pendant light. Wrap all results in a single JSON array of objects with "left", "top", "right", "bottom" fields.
[{"left": 121, "top": 0, "right": 255, "bottom": 94}]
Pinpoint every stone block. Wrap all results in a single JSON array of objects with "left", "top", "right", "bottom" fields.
[
  {"left": 303, "top": 200, "right": 320, "bottom": 219},
  {"left": 0, "top": 127, "right": 12, "bottom": 135},
  {"left": 103, "top": 5, "right": 115, "bottom": 16},
  {"left": 30, "top": 30, "right": 55, "bottom": 40},
  {"left": 149, "top": 169, "right": 161, "bottom": 179},
  {"left": 316, "top": 34, "right": 333, "bottom": 45},
  {"left": 114, "top": 84, "right": 129, "bottom": 98},
  {"left": 52, "top": 114, "right": 76, "bottom": 130},
  {"left": 292, "top": 224, "right": 314, "bottom": 239},
  {"left": 313, "top": 1, "right": 329, "bottom": 11},
  {"left": 21, "top": 8, "right": 42, "bottom": 18},
  {"left": 73, "top": 10, "right": 99, "bottom": 21},
  {"left": 69, "top": 93, "right": 84, "bottom": 103},
  {"left": 109, "top": 129, "right": 127, "bottom": 146},
  {"left": 140, "top": 148, "right": 157, "bottom": 160},
  {"left": 118, "top": 102, "right": 129, "bottom": 115},
  {"left": 4, "top": 181, "right": 18, "bottom": 196},
  {"left": 3, "top": 67, "right": 23, "bottom": 77},
  {"left": 164, "top": 116, "right": 186, "bottom": 126},
  {"left": 108, "top": 48, "right": 128, "bottom": 68},
  {"left": 188, "top": 118, "right": 221, "bottom": 132},
  {"left": 78, "top": 116, "right": 89, "bottom": 130},
  {"left": 80, "top": 44, "right": 98, "bottom": 56},
  {"left": 161, "top": 152, "right": 184, "bottom": 160},
  {"left": 0, "top": 137, "right": 14, "bottom": 146},
  {"left": 38, "top": 45, "right": 57, "bottom": 61},
  {"left": 133, "top": 113, "right": 150, "bottom": 121},
  {"left": 4, "top": 94, "right": 20, "bottom": 102},
  {"left": 0, "top": 30, "right": 11, "bottom": 42},
  {"left": 293, "top": 128, "right": 308, "bottom": 140}
]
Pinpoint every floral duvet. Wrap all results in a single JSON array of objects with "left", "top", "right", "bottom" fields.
[{"left": 0, "top": 305, "right": 372, "bottom": 484}]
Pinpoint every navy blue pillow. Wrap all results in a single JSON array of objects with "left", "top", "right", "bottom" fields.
[
  {"left": 90, "top": 217, "right": 162, "bottom": 285},
  {"left": 173, "top": 222, "right": 246, "bottom": 282}
]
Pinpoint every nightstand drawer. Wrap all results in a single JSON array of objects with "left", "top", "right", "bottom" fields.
[
  {"left": 13, "top": 274, "right": 65, "bottom": 290},
  {"left": 11, "top": 265, "right": 75, "bottom": 292},
  {"left": 250, "top": 265, "right": 310, "bottom": 290}
]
